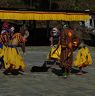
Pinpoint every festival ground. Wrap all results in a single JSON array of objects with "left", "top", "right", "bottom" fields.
[{"left": 0, "top": 46, "right": 95, "bottom": 96}]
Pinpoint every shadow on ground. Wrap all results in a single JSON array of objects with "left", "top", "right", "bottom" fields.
[
  {"left": 51, "top": 68, "right": 88, "bottom": 76},
  {"left": 30, "top": 63, "right": 88, "bottom": 76}
]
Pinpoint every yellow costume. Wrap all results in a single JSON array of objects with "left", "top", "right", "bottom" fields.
[
  {"left": 47, "top": 45, "right": 61, "bottom": 61},
  {"left": 73, "top": 47, "right": 92, "bottom": 68},
  {"left": 3, "top": 45, "right": 26, "bottom": 70},
  {"left": 2, "top": 32, "right": 26, "bottom": 72}
]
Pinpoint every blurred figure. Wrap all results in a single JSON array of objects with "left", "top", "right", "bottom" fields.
[
  {"left": 60, "top": 24, "right": 74, "bottom": 78},
  {"left": 3, "top": 30, "right": 26, "bottom": 75},
  {"left": 20, "top": 25, "right": 29, "bottom": 54},
  {"left": 73, "top": 42, "right": 92, "bottom": 75},
  {"left": 47, "top": 27, "right": 61, "bottom": 61},
  {"left": 1, "top": 24, "right": 27, "bottom": 75},
  {"left": 1, "top": 21, "right": 10, "bottom": 45}
]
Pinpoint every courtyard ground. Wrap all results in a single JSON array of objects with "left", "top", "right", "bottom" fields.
[{"left": 0, "top": 46, "right": 95, "bottom": 96}]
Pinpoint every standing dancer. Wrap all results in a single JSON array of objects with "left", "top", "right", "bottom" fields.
[
  {"left": 60, "top": 25, "right": 74, "bottom": 78},
  {"left": 3, "top": 28, "right": 27, "bottom": 75}
]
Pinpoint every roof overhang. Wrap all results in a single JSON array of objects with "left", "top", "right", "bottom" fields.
[{"left": 0, "top": 10, "right": 91, "bottom": 21}]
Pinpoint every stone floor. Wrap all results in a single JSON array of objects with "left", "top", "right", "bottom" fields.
[{"left": 0, "top": 46, "right": 95, "bottom": 96}]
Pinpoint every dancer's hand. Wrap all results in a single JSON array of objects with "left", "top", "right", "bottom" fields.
[{"left": 50, "top": 45, "right": 53, "bottom": 47}]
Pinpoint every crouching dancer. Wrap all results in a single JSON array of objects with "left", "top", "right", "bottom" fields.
[
  {"left": 73, "top": 42, "right": 92, "bottom": 75},
  {"left": 47, "top": 27, "right": 61, "bottom": 62}
]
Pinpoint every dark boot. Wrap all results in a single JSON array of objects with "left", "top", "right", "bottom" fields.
[
  {"left": 11, "top": 69, "right": 20, "bottom": 75},
  {"left": 3, "top": 64, "right": 13, "bottom": 75},
  {"left": 3, "top": 68, "right": 10, "bottom": 75},
  {"left": 63, "top": 68, "right": 70, "bottom": 78}
]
